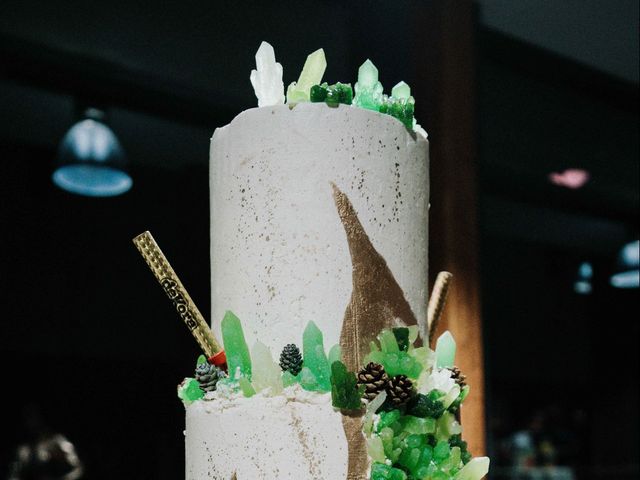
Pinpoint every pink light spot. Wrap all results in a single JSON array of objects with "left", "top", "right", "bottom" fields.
[{"left": 548, "top": 169, "right": 590, "bottom": 189}]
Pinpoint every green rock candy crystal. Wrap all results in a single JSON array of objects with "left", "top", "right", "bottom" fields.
[
  {"left": 353, "top": 59, "right": 384, "bottom": 110},
  {"left": 286, "top": 48, "right": 327, "bottom": 103},
  {"left": 391, "top": 81, "right": 411, "bottom": 100},
  {"left": 310, "top": 82, "right": 353, "bottom": 105},
  {"left": 238, "top": 376, "right": 256, "bottom": 397},
  {"left": 301, "top": 320, "right": 332, "bottom": 391},
  {"left": 327, "top": 344, "right": 342, "bottom": 365},
  {"left": 392, "top": 327, "right": 410, "bottom": 352},
  {"left": 177, "top": 378, "right": 204, "bottom": 404},
  {"left": 363, "top": 324, "right": 488, "bottom": 479},
  {"left": 371, "top": 462, "right": 407, "bottom": 480},
  {"left": 330, "top": 360, "right": 363, "bottom": 410},
  {"left": 435, "top": 330, "right": 456, "bottom": 368},
  {"left": 379, "top": 81, "right": 416, "bottom": 129},
  {"left": 221, "top": 310, "right": 252, "bottom": 380},
  {"left": 298, "top": 366, "right": 319, "bottom": 391},
  {"left": 281, "top": 370, "right": 298, "bottom": 387},
  {"left": 365, "top": 328, "right": 423, "bottom": 378},
  {"left": 455, "top": 457, "right": 490, "bottom": 480},
  {"left": 251, "top": 340, "right": 283, "bottom": 395}
]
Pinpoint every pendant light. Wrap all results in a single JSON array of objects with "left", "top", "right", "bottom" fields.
[{"left": 52, "top": 107, "right": 132, "bottom": 197}]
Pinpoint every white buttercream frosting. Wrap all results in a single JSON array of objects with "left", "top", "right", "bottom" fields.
[
  {"left": 209, "top": 103, "right": 429, "bottom": 353},
  {"left": 185, "top": 386, "right": 348, "bottom": 479},
  {"left": 185, "top": 103, "right": 430, "bottom": 479}
]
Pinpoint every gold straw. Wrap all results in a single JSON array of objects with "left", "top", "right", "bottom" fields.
[
  {"left": 132, "top": 231, "right": 222, "bottom": 356},
  {"left": 427, "top": 271, "right": 453, "bottom": 346}
]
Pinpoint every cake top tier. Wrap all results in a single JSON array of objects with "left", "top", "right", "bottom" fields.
[{"left": 210, "top": 102, "right": 429, "bottom": 354}]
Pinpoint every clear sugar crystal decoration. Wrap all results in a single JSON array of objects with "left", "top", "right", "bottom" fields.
[{"left": 250, "top": 41, "right": 285, "bottom": 107}]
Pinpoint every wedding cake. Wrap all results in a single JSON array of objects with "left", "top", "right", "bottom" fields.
[{"left": 160, "top": 42, "right": 488, "bottom": 480}]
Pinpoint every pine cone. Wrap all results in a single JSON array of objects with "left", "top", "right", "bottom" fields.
[
  {"left": 279, "top": 344, "right": 303, "bottom": 376},
  {"left": 386, "top": 374, "right": 414, "bottom": 407},
  {"left": 357, "top": 362, "right": 389, "bottom": 401},
  {"left": 195, "top": 362, "right": 226, "bottom": 392},
  {"left": 449, "top": 366, "right": 467, "bottom": 388}
]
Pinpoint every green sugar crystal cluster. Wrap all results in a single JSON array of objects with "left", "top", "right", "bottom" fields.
[
  {"left": 286, "top": 48, "right": 327, "bottom": 103},
  {"left": 202, "top": 314, "right": 338, "bottom": 398},
  {"left": 363, "top": 329, "right": 489, "bottom": 480},
  {"left": 365, "top": 327, "right": 426, "bottom": 379},
  {"left": 176, "top": 306, "right": 488, "bottom": 478},
  {"left": 299, "top": 320, "right": 333, "bottom": 392},
  {"left": 330, "top": 360, "right": 364, "bottom": 410},
  {"left": 379, "top": 81, "right": 416, "bottom": 129},
  {"left": 310, "top": 82, "right": 353, "bottom": 105},
  {"left": 353, "top": 59, "right": 384, "bottom": 110},
  {"left": 219, "top": 311, "right": 284, "bottom": 396},
  {"left": 435, "top": 331, "right": 457, "bottom": 369},
  {"left": 177, "top": 378, "right": 204, "bottom": 404},
  {"left": 251, "top": 341, "right": 283, "bottom": 396},
  {"left": 352, "top": 59, "right": 416, "bottom": 129},
  {"left": 269, "top": 42, "right": 418, "bottom": 129},
  {"left": 221, "top": 310, "right": 252, "bottom": 380}
]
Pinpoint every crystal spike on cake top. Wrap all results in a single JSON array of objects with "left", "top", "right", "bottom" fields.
[
  {"left": 221, "top": 310, "right": 252, "bottom": 380},
  {"left": 250, "top": 41, "right": 285, "bottom": 107},
  {"left": 286, "top": 48, "right": 327, "bottom": 103},
  {"left": 353, "top": 59, "right": 384, "bottom": 110},
  {"left": 379, "top": 81, "right": 416, "bottom": 129},
  {"left": 391, "top": 81, "right": 411, "bottom": 100}
]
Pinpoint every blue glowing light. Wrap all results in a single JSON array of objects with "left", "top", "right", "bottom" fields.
[
  {"left": 610, "top": 270, "right": 640, "bottom": 289},
  {"left": 52, "top": 165, "right": 132, "bottom": 197},
  {"left": 578, "top": 262, "right": 593, "bottom": 280},
  {"left": 610, "top": 241, "right": 639, "bottom": 289},
  {"left": 574, "top": 280, "right": 592, "bottom": 295},
  {"left": 53, "top": 117, "right": 131, "bottom": 197}
]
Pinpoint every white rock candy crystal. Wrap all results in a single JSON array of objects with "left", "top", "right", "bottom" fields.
[
  {"left": 250, "top": 41, "right": 285, "bottom": 107},
  {"left": 418, "top": 366, "right": 457, "bottom": 396}
]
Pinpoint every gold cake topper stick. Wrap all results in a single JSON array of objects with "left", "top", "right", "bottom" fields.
[
  {"left": 132, "top": 231, "right": 222, "bottom": 357},
  {"left": 427, "top": 271, "right": 453, "bottom": 347}
]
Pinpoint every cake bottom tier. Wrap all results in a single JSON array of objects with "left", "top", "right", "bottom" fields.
[{"left": 185, "top": 388, "right": 351, "bottom": 479}]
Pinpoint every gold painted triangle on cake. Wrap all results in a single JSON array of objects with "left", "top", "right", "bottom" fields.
[
  {"left": 332, "top": 182, "right": 418, "bottom": 373},
  {"left": 332, "top": 182, "right": 419, "bottom": 480}
]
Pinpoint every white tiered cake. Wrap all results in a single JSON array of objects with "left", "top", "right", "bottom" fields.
[{"left": 173, "top": 42, "right": 490, "bottom": 480}]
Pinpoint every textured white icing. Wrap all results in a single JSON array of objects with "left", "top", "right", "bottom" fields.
[
  {"left": 209, "top": 103, "right": 430, "bottom": 352},
  {"left": 185, "top": 387, "right": 348, "bottom": 479},
  {"left": 188, "top": 103, "right": 430, "bottom": 479}
]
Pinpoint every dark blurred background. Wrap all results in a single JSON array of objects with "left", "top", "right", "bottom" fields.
[{"left": 0, "top": 1, "right": 637, "bottom": 479}]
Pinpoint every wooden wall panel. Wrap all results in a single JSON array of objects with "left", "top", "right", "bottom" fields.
[{"left": 414, "top": 0, "right": 487, "bottom": 456}]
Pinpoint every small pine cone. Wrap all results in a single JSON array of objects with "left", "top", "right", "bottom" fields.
[
  {"left": 357, "top": 362, "right": 389, "bottom": 401},
  {"left": 449, "top": 366, "right": 467, "bottom": 388},
  {"left": 195, "top": 362, "right": 226, "bottom": 392},
  {"left": 386, "top": 374, "right": 414, "bottom": 407},
  {"left": 279, "top": 344, "right": 303, "bottom": 376}
]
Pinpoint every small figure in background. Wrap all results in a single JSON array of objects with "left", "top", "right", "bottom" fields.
[{"left": 7, "top": 403, "right": 83, "bottom": 480}]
